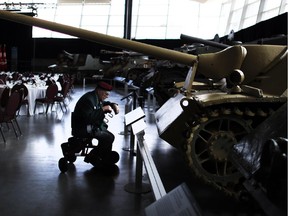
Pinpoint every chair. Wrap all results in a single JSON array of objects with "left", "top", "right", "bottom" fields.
[
  {"left": 53, "top": 81, "right": 70, "bottom": 113},
  {"left": 34, "top": 83, "right": 58, "bottom": 114},
  {"left": 0, "top": 91, "right": 22, "bottom": 143},
  {"left": 11, "top": 72, "right": 22, "bottom": 82},
  {"left": 0, "top": 86, "right": 10, "bottom": 109},
  {"left": 11, "top": 83, "right": 29, "bottom": 115},
  {"left": 0, "top": 74, "right": 7, "bottom": 84}
]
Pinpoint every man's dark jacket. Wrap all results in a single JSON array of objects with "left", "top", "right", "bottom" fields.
[{"left": 72, "top": 90, "right": 108, "bottom": 137}]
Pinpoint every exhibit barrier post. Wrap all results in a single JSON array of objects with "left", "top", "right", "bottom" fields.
[{"left": 124, "top": 107, "right": 166, "bottom": 200}]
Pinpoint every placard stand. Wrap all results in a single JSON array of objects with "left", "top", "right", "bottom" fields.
[
  {"left": 124, "top": 107, "right": 167, "bottom": 199},
  {"left": 145, "top": 183, "right": 202, "bottom": 216},
  {"left": 124, "top": 107, "right": 150, "bottom": 194},
  {"left": 122, "top": 89, "right": 141, "bottom": 154}
]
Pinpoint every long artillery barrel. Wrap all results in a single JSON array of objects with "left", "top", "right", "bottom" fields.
[
  {"left": 0, "top": 10, "right": 197, "bottom": 66},
  {"left": 180, "top": 33, "right": 229, "bottom": 49}
]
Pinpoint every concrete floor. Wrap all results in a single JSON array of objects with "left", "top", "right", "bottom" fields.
[{"left": 0, "top": 84, "right": 265, "bottom": 216}]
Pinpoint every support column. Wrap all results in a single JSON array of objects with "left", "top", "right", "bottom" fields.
[{"left": 124, "top": 0, "right": 133, "bottom": 40}]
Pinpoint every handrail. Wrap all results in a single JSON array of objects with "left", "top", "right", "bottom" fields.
[{"left": 136, "top": 131, "right": 167, "bottom": 200}]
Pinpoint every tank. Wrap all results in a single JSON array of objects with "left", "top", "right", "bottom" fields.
[
  {"left": 155, "top": 44, "right": 287, "bottom": 196},
  {"left": 0, "top": 10, "right": 286, "bottom": 197}
]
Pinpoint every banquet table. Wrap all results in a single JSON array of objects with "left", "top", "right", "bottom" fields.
[
  {"left": 24, "top": 84, "right": 48, "bottom": 115},
  {"left": 0, "top": 84, "right": 48, "bottom": 116}
]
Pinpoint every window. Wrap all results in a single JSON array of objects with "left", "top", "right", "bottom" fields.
[{"left": 3, "top": 0, "right": 287, "bottom": 39}]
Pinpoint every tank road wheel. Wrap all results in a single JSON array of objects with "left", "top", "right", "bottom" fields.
[{"left": 185, "top": 115, "right": 253, "bottom": 196}]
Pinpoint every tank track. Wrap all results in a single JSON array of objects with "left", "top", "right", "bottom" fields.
[{"left": 183, "top": 103, "right": 277, "bottom": 197}]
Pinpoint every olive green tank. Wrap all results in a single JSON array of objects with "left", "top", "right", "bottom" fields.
[{"left": 1, "top": 10, "right": 286, "bottom": 196}]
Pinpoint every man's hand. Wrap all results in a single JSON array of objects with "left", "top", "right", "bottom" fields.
[
  {"left": 111, "top": 103, "right": 119, "bottom": 115},
  {"left": 102, "top": 102, "right": 119, "bottom": 114},
  {"left": 102, "top": 105, "right": 113, "bottom": 113}
]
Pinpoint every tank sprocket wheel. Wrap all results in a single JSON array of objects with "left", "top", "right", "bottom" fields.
[{"left": 185, "top": 114, "right": 253, "bottom": 196}]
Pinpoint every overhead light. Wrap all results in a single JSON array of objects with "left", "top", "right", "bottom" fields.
[{"left": 0, "top": 2, "right": 40, "bottom": 15}]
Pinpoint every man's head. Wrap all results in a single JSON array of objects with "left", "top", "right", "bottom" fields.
[{"left": 95, "top": 81, "right": 113, "bottom": 101}]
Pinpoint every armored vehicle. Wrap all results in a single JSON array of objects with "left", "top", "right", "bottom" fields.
[
  {"left": 155, "top": 44, "right": 287, "bottom": 196},
  {"left": 0, "top": 10, "right": 286, "bottom": 198}
]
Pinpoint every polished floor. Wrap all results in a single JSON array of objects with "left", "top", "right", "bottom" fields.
[{"left": 0, "top": 83, "right": 266, "bottom": 216}]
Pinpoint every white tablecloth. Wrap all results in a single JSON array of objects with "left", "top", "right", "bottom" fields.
[
  {"left": 0, "top": 84, "right": 49, "bottom": 116},
  {"left": 25, "top": 84, "right": 47, "bottom": 115}
]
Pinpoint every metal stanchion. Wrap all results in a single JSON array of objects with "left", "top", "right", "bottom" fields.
[
  {"left": 119, "top": 95, "right": 132, "bottom": 136},
  {"left": 120, "top": 91, "right": 135, "bottom": 152},
  {"left": 121, "top": 87, "right": 142, "bottom": 154},
  {"left": 124, "top": 136, "right": 151, "bottom": 194}
]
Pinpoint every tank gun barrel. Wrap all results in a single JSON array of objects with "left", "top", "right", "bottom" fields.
[
  {"left": 0, "top": 10, "right": 197, "bottom": 66},
  {"left": 100, "top": 50, "right": 146, "bottom": 56},
  {"left": 180, "top": 34, "right": 229, "bottom": 49}
]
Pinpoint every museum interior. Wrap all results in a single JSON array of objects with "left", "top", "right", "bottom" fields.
[{"left": 0, "top": 1, "right": 287, "bottom": 216}]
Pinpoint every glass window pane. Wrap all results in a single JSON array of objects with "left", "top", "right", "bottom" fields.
[
  {"left": 137, "top": 16, "right": 167, "bottom": 27},
  {"left": 55, "top": 15, "right": 80, "bottom": 27},
  {"left": 284, "top": 4, "right": 288, "bottom": 13},
  {"left": 82, "top": 4, "right": 110, "bottom": 15},
  {"left": 32, "top": 27, "right": 52, "bottom": 38},
  {"left": 168, "top": 2, "right": 185, "bottom": 15},
  {"left": 31, "top": 0, "right": 287, "bottom": 39},
  {"left": 131, "top": 15, "right": 138, "bottom": 26},
  {"left": 37, "top": 7, "right": 56, "bottom": 21},
  {"left": 81, "top": 15, "right": 109, "bottom": 25},
  {"left": 218, "top": 16, "right": 228, "bottom": 36},
  {"left": 246, "top": 1, "right": 260, "bottom": 17},
  {"left": 138, "top": 5, "right": 168, "bottom": 15},
  {"left": 84, "top": 0, "right": 111, "bottom": 3},
  {"left": 131, "top": 26, "right": 136, "bottom": 38},
  {"left": 247, "top": 0, "right": 259, "bottom": 3},
  {"left": 167, "top": 15, "right": 184, "bottom": 26},
  {"left": 231, "top": 9, "right": 242, "bottom": 23},
  {"left": 228, "top": 22, "right": 239, "bottom": 33},
  {"left": 107, "top": 26, "right": 124, "bottom": 37},
  {"left": 263, "top": 0, "right": 282, "bottom": 11},
  {"left": 82, "top": 26, "right": 107, "bottom": 34},
  {"left": 58, "top": 0, "right": 82, "bottom": 3},
  {"left": 108, "top": 16, "right": 124, "bottom": 25},
  {"left": 135, "top": 27, "right": 166, "bottom": 39},
  {"left": 242, "top": 16, "right": 257, "bottom": 28},
  {"left": 56, "top": 4, "right": 82, "bottom": 16},
  {"left": 110, "top": 3, "right": 125, "bottom": 15},
  {"left": 166, "top": 26, "right": 182, "bottom": 39},
  {"left": 234, "top": 0, "right": 245, "bottom": 10},
  {"left": 137, "top": 0, "right": 169, "bottom": 5},
  {"left": 198, "top": 17, "right": 219, "bottom": 39},
  {"left": 200, "top": 2, "right": 222, "bottom": 17},
  {"left": 261, "top": 8, "right": 280, "bottom": 20},
  {"left": 51, "top": 31, "right": 76, "bottom": 38}
]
